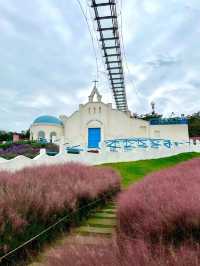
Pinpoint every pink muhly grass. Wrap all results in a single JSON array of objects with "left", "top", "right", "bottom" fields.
[
  {"left": 116, "top": 238, "right": 200, "bottom": 266},
  {"left": 44, "top": 237, "right": 200, "bottom": 266},
  {"left": 45, "top": 241, "right": 118, "bottom": 266},
  {"left": 117, "top": 158, "right": 200, "bottom": 244},
  {"left": 30, "top": 158, "right": 200, "bottom": 266},
  {"left": 0, "top": 163, "right": 120, "bottom": 254}
]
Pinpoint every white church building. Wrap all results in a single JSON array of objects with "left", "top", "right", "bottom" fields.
[{"left": 30, "top": 87, "right": 189, "bottom": 150}]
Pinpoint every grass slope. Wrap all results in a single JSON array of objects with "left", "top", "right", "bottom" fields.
[{"left": 104, "top": 152, "right": 200, "bottom": 187}]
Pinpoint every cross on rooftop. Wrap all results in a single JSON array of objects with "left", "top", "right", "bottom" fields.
[{"left": 93, "top": 80, "right": 99, "bottom": 88}]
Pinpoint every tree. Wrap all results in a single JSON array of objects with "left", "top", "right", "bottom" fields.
[
  {"left": 141, "top": 113, "right": 162, "bottom": 121},
  {"left": 0, "top": 131, "right": 13, "bottom": 142},
  {"left": 21, "top": 129, "right": 30, "bottom": 139},
  {"left": 188, "top": 112, "right": 200, "bottom": 137}
]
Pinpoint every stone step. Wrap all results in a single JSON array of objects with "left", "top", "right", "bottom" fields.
[
  {"left": 102, "top": 208, "right": 116, "bottom": 214},
  {"left": 76, "top": 226, "right": 114, "bottom": 236},
  {"left": 86, "top": 218, "right": 116, "bottom": 227},
  {"left": 93, "top": 212, "right": 116, "bottom": 219},
  {"left": 29, "top": 263, "right": 43, "bottom": 266},
  {"left": 64, "top": 235, "right": 112, "bottom": 245},
  {"left": 106, "top": 202, "right": 116, "bottom": 207}
]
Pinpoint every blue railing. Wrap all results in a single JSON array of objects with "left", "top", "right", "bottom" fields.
[
  {"left": 65, "top": 145, "right": 84, "bottom": 154},
  {"left": 38, "top": 138, "right": 48, "bottom": 144},
  {"left": 46, "top": 151, "right": 58, "bottom": 156},
  {"left": 150, "top": 118, "right": 188, "bottom": 125},
  {"left": 105, "top": 138, "right": 188, "bottom": 152}
]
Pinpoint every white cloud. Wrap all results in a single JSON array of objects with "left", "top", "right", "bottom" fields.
[
  {"left": 36, "top": 0, "right": 72, "bottom": 44},
  {"left": 0, "top": 17, "right": 16, "bottom": 35},
  {"left": 0, "top": 0, "right": 199, "bottom": 131},
  {"left": 148, "top": 84, "right": 178, "bottom": 103},
  {"left": 142, "top": 0, "right": 160, "bottom": 14}
]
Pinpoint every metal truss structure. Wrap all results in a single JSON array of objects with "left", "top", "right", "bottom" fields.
[{"left": 91, "top": 0, "right": 128, "bottom": 112}]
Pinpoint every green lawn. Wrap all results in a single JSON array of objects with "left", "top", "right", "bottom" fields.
[{"left": 104, "top": 152, "right": 200, "bottom": 187}]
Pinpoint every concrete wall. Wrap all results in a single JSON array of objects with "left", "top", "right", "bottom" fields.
[
  {"left": 0, "top": 143, "right": 199, "bottom": 172},
  {"left": 149, "top": 124, "right": 189, "bottom": 141}
]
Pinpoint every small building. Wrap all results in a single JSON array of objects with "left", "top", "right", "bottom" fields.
[
  {"left": 13, "top": 133, "right": 21, "bottom": 143},
  {"left": 30, "top": 86, "right": 189, "bottom": 148},
  {"left": 30, "top": 116, "right": 64, "bottom": 143}
]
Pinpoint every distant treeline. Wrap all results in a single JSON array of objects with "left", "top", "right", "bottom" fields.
[{"left": 0, "top": 129, "right": 30, "bottom": 142}]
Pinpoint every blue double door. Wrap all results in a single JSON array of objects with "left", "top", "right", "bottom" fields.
[{"left": 88, "top": 128, "right": 101, "bottom": 149}]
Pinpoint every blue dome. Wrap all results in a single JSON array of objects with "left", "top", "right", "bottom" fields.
[{"left": 33, "top": 115, "right": 63, "bottom": 126}]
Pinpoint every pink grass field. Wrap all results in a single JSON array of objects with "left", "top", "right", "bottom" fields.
[
  {"left": 116, "top": 157, "right": 200, "bottom": 265},
  {"left": 45, "top": 239, "right": 200, "bottom": 266},
  {"left": 0, "top": 163, "right": 120, "bottom": 256},
  {"left": 118, "top": 157, "right": 200, "bottom": 242},
  {"left": 45, "top": 158, "right": 200, "bottom": 266}
]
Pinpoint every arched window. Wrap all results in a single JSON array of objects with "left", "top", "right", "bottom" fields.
[
  {"left": 99, "top": 106, "right": 101, "bottom": 113},
  {"left": 38, "top": 131, "right": 45, "bottom": 141},
  {"left": 50, "top": 132, "right": 57, "bottom": 143}
]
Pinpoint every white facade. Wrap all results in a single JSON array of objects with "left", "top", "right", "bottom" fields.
[
  {"left": 30, "top": 87, "right": 189, "bottom": 148},
  {"left": 30, "top": 124, "right": 64, "bottom": 143}
]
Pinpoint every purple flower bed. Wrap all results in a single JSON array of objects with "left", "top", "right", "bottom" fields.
[
  {"left": 0, "top": 142, "right": 59, "bottom": 159},
  {"left": 0, "top": 143, "right": 39, "bottom": 159}
]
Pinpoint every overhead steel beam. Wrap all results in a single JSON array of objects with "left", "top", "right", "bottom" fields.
[
  {"left": 91, "top": 2, "right": 115, "bottom": 7},
  {"left": 98, "top": 27, "right": 117, "bottom": 31},
  {"left": 100, "top": 37, "right": 119, "bottom": 41},
  {"left": 104, "top": 45, "right": 120, "bottom": 50},
  {"left": 95, "top": 15, "right": 117, "bottom": 20},
  {"left": 106, "top": 60, "right": 121, "bottom": 64},
  {"left": 107, "top": 66, "right": 121, "bottom": 70}
]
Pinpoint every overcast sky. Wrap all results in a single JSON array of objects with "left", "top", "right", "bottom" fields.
[{"left": 0, "top": 0, "right": 199, "bottom": 132}]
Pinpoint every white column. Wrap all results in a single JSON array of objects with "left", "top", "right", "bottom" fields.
[
  {"left": 39, "top": 148, "right": 46, "bottom": 155},
  {"left": 59, "top": 137, "right": 65, "bottom": 155}
]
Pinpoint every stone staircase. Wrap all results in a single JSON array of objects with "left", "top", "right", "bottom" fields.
[
  {"left": 29, "top": 202, "right": 117, "bottom": 265},
  {"left": 75, "top": 203, "right": 116, "bottom": 237}
]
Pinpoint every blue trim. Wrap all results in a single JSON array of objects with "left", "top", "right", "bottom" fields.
[
  {"left": 33, "top": 115, "right": 63, "bottom": 126},
  {"left": 150, "top": 118, "right": 188, "bottom": 125}
]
